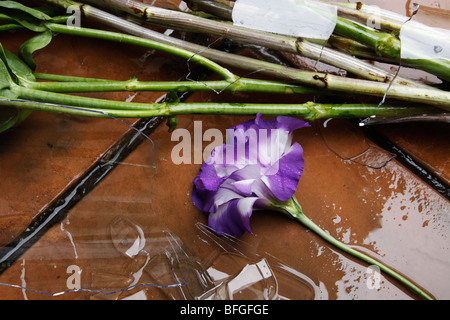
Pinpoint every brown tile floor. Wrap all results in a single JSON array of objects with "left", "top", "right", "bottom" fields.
[{"left": 0, "top": 0, "right": 449, "bottom": 300}]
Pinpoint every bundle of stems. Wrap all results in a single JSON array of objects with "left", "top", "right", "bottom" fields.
[
  {"left": 78, "top": 0, "right": 450, "bottom": 81},
  {"left": 46, "top": 0, "right": 449, "bottom": 106},
  {"left": 0, "top": 0, "right": 448, "bottom": 133},
  {"left": 186, "top": 0, "right": 450, "bottom": 81}
]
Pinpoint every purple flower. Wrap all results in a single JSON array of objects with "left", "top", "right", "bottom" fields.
[{"left": 192, "top": 114, "right": 310, "bottom": 237}]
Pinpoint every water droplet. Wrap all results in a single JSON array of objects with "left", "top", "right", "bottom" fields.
[{"left": 434, "top": 45, "right": 443, "bottom": 54}]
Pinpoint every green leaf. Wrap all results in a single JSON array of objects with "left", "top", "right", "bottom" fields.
[
  {"left": 166, "top": 90, "right": 180, "bottom": 103},
  {"left": 0, "top": 45, "right": 23, "bottom": 98},
  {"left": 18, "top": 30, "right": 53, "bottom": 70},
  {"left": 0, "top": 6, "right": 67, "bottom": 31},
  {"left": 0, "top": 42, "right": 21, "bottom": 86},
  {"left": 0, "top": 44, "right": 32, "bottom": 133},
  {"left": 0, "top": 1, "right": 51, "bottom": 32},
  {"left": 166, "top": 116, "right": 178, "bottom": 133},
  {"left": 0, "top": 106, "right": 19, "bottom": 133},
  {"left": 0, "top": 23, "right": 22, "bottom": 32},
  {"left": 0, "top": 50, "right": 13, "bottom": 89},
  {"left": 4, "top": 49, "right": 36, "bottom": 83},
  {"left": 9, "top": 18, "right": 47, "bottom": 32},
  {"left": 0, "top": 104, "right": 31, "bottom": 134},
  {"left": 0, "top": 12, "right": 15, "bottom": 23},
  {"left": 0, "top": 1, "right": 51, "bottom": 21}
]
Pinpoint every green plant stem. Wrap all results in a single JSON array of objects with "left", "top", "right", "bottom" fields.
[
  {"left": 328, "top": 1, "right": 406, "bottom": 31},
  {"left": 28, "top": 75, "right": 325, "bottom": 95},
  {"left": 281, "top": 196, "right": 434, "bottom": 300},
  {"left": 328, "top": 5, "right": 450, "bottom": 81},
  {"left": 33, "top": 72, "right": 116, "bottom": 82},
  {"left": 2, "top": 10, "right": 238, "bottom": 83},
  {"left": 36, "top": 23, "right": 450, "bottom": 109},
  {"left": 42, "top": 23, "right": 237, "bottom": 83},
  {"left": 185, "top": 0, "right": 233, "bottom": 20},
  {"left": 333, "top": 16, "right": 401, "bottom": 59},
  {"left": 328, "top": 35, "right": 397, "bottom": 64},
  {"left": 185, "top": 0, "right": 450, "bottom": 82},
  {"left": 41, "top": 0, "right": 424, "bottom": 87},
  {"left": 5, "top": 2, "right": 450, "bottom": 108},
  {"left": 2, "top": 84, "right": 435, "bottom": 120}
]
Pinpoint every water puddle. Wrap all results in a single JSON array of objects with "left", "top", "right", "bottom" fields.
[
  {"left": 0, "top": 0, "right": 448, "bottom": 301},
  {"left": 0, "top": 117, "right": 326, "bottom": 300},
  {"left": 318, "top": 118, "right": 396, "bottom": 169},
  {"left": 1, "top": 112, "right": 448, "bottom": 300},
  {"left": 361, "top": 166, "right": 450, "bottom": 299}
]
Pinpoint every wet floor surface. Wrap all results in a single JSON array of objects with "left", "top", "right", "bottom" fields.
[{"left": 0, "top": 0, "right": 449, "bottom": 300}]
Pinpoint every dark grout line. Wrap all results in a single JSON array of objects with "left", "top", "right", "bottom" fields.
[
  {"left": 0, "top": 57, "right": 214, "bottom": 275},
  {"left": 361, "top": 124, "right": 450, "bottom": 201},
  {"left": 0, "top": 116, "right": 164, "bottom": 274}
]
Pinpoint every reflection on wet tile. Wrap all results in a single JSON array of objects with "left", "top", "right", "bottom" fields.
[
  {"left": 362, "top": 165, "right": 450, "bottom": 298},
  {"left": 318, "top": 119, "right": 395, "bottom": 169},
  {"left": 5, "top": 104, "right": 448, "bottom": 300},
  {"left": 0, "top": 111, "right": 134, "bottom": 247},
  {"left": 0, "top": 120, "right": 327, "bottom": 300},
  {"left": 0, "top": 0, "right": 448, "bottom": 301},
  {"left": 0, "top": 113, "right": 448, "bottom": 300},
  {"left": 196, "top": 223, "right": 328, "bottom": 300},
  {"left": 377, "top": 122, "right": 450, "bottom": 186},
  {"left": 0, "top": 21, "right": 187, "bottom": 246}
]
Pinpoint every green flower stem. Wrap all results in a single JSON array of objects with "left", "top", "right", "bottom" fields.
[
  {"left": 0, "top": 98, "right": 122, "bottom": 118},
  {"left": 331, "top": 9, "right": 450, "bottom": 81},
  {"left": 42, "top": 0, "right": 421, "bottom": 86},
  {"left": 28, "top": 76, "right": 325, "bottom": 95},
  {"left": 5, "top": 2, "right": 450, "bottom": 107},
  {"left": 33, "top": 72, "right": 116, "bottom": 82},
  {"left": 12, "top": 84, "right": 162, "bottom": 111},
  {"left": 185, "top": 0, "right": 233, "bottom": 20},
  {"left": 165, "top": 102, "right": 433, "bottom": 120},
  {"left": 3, "top": 83, "right": 436, "bottom": 120},
  {"left": 37, "top": 0, "right": 445, "bottom": 95},
  {"left": 328, "top": 35, "right": 397, "bottom": 64},
  {"left": 330, "top": 1, "right": 405, "bottom": 31},
  {"left": 37, "top": 23, "right": 450, "bottom": 109},
  {"left": 183, "top": 0, "right": 450, "bottom": 82},
  {"left": 43, "top": 22, "right": 237, "bottom": 83},
  {"left": 281, "top": 196, "right": 434, "bottom": 300},
  {"left": 333, "top": 16, "right": 401, "bottom": 59},
  {"left": 181, "top": 0, "right": 428, "bottom": 88}
]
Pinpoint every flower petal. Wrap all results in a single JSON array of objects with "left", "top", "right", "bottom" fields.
[
  {"left": 231, "top": 179, "right": 255, "bottom": 196},
  {"left": 192, "top": 185, "right": 217, "bottom": 213},
  {"left": 193, "top": 161, "right": 224, "bottom": 191},
  {"left": 210, "top": 183, "right": 242, "bottom": 211},
  {"left": 208, "top": 197, "right": 270, "bottom": 237},
  {"left": 228, "top": 165, "right": 276, "bottom": 200},
  {"left": 272, "top": 115, "right": 310, "bottom": 133},
  {"left": 261, "top": 142, "right": 305, "bottom": 202}
]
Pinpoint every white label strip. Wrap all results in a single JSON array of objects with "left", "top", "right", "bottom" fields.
[
  {"left": 358, "top": 4, "right": 409, "bottom": 25},
  {"left": 232, "top": 0, "right": 337, "bottom": 40},
  {"left": 400, "top": 20, "right": 450, "bottom": 61}
]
